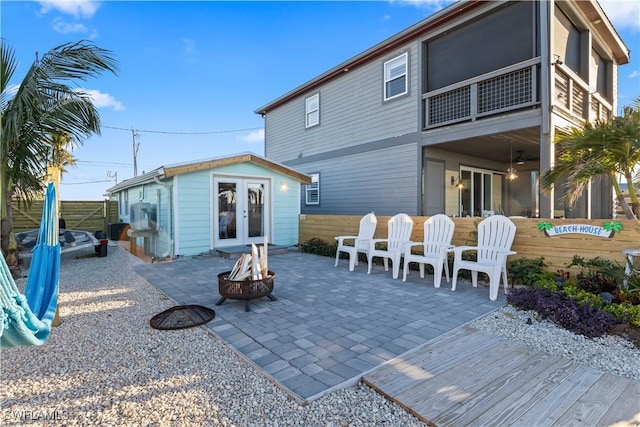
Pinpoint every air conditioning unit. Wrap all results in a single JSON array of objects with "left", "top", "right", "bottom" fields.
[{"left": 130, "top": 202, "right": 156, "bottom": 230}]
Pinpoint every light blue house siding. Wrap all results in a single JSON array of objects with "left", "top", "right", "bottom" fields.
[{"left": 174, "top": 170, "right": 211, "bottom": 256}]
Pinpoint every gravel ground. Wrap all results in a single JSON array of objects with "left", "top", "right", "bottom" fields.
[
  {"left": 2, "top": 247, "right": 639, "bottom": 426},
  {"left": 469, "top": 304, "right": 640, "bottom": 382}
]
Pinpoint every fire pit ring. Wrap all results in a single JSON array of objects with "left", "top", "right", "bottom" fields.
[{"left": 216, "top": 270, "right": 277, "bottom": 312}]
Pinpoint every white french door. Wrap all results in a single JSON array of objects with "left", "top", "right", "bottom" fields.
[{"left": 213, "top": 177, "right": 270, "bottom": 247}]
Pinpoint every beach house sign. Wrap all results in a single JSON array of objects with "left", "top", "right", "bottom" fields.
[{"left": 537, "top": 221, "right": 622, "bottom": 238}]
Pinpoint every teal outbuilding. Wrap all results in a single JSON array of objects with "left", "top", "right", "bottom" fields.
[{"left": 106, "top": 153, "right": 311, "bottom": 259}]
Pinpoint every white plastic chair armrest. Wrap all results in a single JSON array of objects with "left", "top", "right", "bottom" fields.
[
  {"left": 403, "top": 241, "right": 423, "bottom": 255},
  {"left": 335, "top": 236, "right": 358, "bottom": 245},
  {"left": 452, "top": 245, "right": 477, "bottom": 255},
  {"left": 371, "top": 238, "right": 388, "bottom": 244}
]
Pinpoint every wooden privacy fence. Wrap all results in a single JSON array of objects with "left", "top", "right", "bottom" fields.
[
  {"left": 12, "top": 200, "right": 119, "bottom": 234},
  {"left": 299, "top": 215, "right": 640, "bottom": 273}
]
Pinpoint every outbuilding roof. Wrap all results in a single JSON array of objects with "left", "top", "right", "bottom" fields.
[{"left": 105, "top": 152, "right": 311, "bottom": 194}]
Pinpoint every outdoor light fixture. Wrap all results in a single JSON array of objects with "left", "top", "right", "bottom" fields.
[
  {"left": 552, "top": 54, "right": 563, "bottom": 66},
  {"left": 451, "top": 176, "right": 464, "bottom": 189},
  {"left": 506, "top": 142, "right": 518, "bottom": 181}
]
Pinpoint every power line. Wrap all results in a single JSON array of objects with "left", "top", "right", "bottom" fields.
[
  {"left": 76, "top": 160, "right": 132, "bottom": 166},
  {"left": 61, "top": 180, "right": 112, "bottom": 185},
  {"left": 101, "top": 125, "right": 262, "bottom": 135}
]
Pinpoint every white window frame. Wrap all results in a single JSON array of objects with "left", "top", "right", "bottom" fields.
[
  {"left": 305, "top": 93, "right": 320, "bottom": 128},
  {"left": 305, "top": 173, "right": 320, "bottom": 205},
  {"left": 384, "top": 52, "right": 408, "bottom": 101},
  {"left": 120, "top": 191, "right": 129, "bottom": 217}
]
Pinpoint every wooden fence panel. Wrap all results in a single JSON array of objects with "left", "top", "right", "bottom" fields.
[
  {"left": 12, "top": 201, "right": 119, "bottom": 234},
  {"left": 299, "top": 215, "right": 640, "bottom": 273}
]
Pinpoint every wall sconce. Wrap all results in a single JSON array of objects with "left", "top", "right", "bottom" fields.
[
  {"left": 451, "top": 176, "right": 464, "bottom": 189},
  {"left": 280, "top": 181, "right": 289, "bottom": 192},
  {"left": 552, "top": 54, "right": 563, "bottom": 66}
]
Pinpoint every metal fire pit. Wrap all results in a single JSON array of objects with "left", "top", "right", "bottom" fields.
[{"left": 216, "top": 271, "right": 277, "bottom": 312}]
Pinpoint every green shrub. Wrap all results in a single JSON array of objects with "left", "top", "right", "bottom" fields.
[
  {"left": 566, "top": 255, "right": 625, "bottom": 285},
  {"left": 603, "top": 303, "right": 640, "bottom": 328},
  {"left": 561, "top": 283, "right": 605, "bottom": 309},
  {"left": 299, "top": 238, "right": 337, "bottom": 257},
  {"left": 533, "top": 277, "right": 558, "bottom": 291},
  {"left": 509, "top": 257, "right": 553, "bottom": 286}
]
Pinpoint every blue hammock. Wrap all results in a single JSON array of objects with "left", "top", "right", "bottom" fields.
[{"left": 0, "top": 183, "right": 60, "bottom": 348}]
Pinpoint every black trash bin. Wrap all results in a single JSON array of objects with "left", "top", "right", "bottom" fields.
[
  {"left": 97, "top": 239, "right": 108, "bottom": 257},
  {"left": 107, "top": 223, "right": 130, "bottom": 241}
]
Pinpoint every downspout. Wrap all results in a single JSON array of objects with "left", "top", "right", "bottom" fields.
[{"left": 153, "top": 177, "right": 173, "bottom": 259}]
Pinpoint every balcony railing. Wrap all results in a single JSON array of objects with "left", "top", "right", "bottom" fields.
[
  {"left": 423, "top": 58, "right": 540, "bottom": 129},
  {"left": 554, "top": 66, "right": 612, "bottom": 123}
]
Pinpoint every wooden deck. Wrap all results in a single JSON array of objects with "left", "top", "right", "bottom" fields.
[{"left": 362, "top": 326, "right": 640, "bottom": 427}]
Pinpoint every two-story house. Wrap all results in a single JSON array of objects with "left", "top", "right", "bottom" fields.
[{"left": 255, "top": 0, "right": 629, "bottom": 219}]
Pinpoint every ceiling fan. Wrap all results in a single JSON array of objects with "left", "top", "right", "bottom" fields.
[{"left": 514, "top": 150, "right": 540, "bottom": 165}]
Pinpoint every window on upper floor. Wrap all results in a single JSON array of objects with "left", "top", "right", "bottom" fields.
[
  {"left": 305, "top": 94, "right": 320, "bottom": 128},
  {"left": 305, "top": 173, "right": 319, "bottom": 205},
  {"left": 384, "top": 52, "right": 408, "bottom": 101}
]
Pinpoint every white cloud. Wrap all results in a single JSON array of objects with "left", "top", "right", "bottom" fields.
[
  {"left": 390, "top": 0, "right": 455, "bottom": 12},
  {"left": 38, "top": 0, "right": 100, "bottom": 19},
  {"left": 52, "top": 18, "right": 87, "bottom": 34},
  {"left": 599, "top": 1, "right": 640, "bottom": 30},
  {"left": 240, "top": 129, "right": 264, "bottom": 144},
  {"left": 81, "top": 89, "right": 125, "bottom": 111},
  {"left": 628, "top": 71, "right": 640, "bottom": 78}
]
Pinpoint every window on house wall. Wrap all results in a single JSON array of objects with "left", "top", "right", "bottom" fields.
[
  {"left": 305, "top": 94, "right": 320, "bottom": 128},
  {"left": 120, "top": 191, "right": 129, "bottom": 217},
  {"left": 384, "top": 52, "right": 408, "bottom": 101},
  {"left": 305, "top": 173, "right": 319, "bottom": 205}
]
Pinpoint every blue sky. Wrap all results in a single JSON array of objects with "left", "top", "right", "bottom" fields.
[{"left": 3, "top": 0, "right": 639, "bottom": 200}]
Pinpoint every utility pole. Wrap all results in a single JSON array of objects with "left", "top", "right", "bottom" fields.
[
  {"left": 132, "top": 129, "right": 140, "bottom": 177},
  {"left": 107, "top": 170, "right": 118, "bottom": 184}
]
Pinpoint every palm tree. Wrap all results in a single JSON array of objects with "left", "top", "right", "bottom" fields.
[
  {"left": 1, "top": 40, "right": 118, "bottom": 262},
  {"left": 48, "top": 132, "right": 78, "bottom": 177},
  {"left": 541, "top": 98, "right": 640, "bottom": 220}
]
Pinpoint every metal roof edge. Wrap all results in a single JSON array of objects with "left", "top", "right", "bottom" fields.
[{"left": 105, "top": 168, "right": 165, "bottom": 194}]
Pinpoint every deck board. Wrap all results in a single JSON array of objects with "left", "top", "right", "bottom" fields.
[
  {"left": 551, "top": 373, "right": 631, "bottom": 427},
  {"left": 362, "top": 327, "right": 640, "bottom": 427}
]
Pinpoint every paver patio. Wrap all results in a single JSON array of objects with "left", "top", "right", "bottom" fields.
[{"left": 133, "top": 251, "right": 504, "bottom": 401}]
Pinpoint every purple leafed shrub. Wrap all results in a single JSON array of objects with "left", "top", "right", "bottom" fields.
[{"left": 507, "top": 287, "right": 622, "bottom": 338}]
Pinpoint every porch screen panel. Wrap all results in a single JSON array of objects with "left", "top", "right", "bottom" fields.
[
  {"left": 591, "top": 49, "right": 609, "bottom": 100},
  {"left": 425, "top": 1, "right": 534, "bottom": 92},
  {"left": 554, "top": 6, "right": 581, "bottom": 76}
]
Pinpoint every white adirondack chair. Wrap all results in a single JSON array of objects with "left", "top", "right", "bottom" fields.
[
  {"left": 368, "top": 213, "right": 414, "bottom": 279},
  {"left": 335, "top": 213, "right": 377, "bottom": 271},
  {"left": 451, "top": 215, "right": 517, "bottom": 301},
  {"left": 403, "top": 214, "right": 455, "bottom": 287}
]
